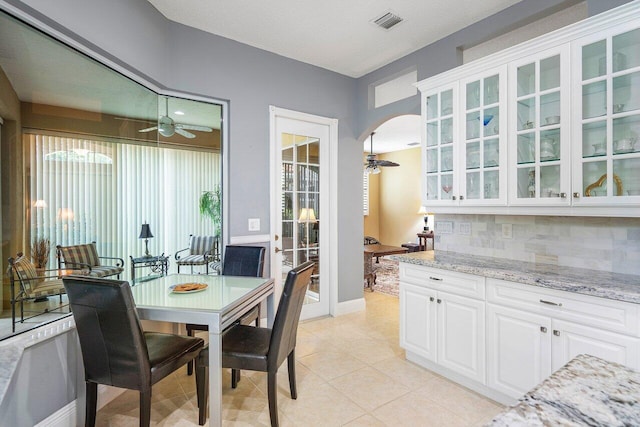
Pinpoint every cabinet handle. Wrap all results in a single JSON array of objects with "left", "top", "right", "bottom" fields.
[
  {"left": 539, "top": 299, "right": 562, "bottom": 307},
  {"left": 553, "top": 330, "right": 561, "bottom": 336},
  {"left": 460, "top": 195, "right": 464, "bottom": 200},
  {"left": 573, "top": 192, "right": 580, "bottom": 198},
  {"left": 430, "top": 296, "right": 434, "bottom": 302},
  {"left": 560, "top": 192, "right": 567, "bottom": 199},
  {"left": 452, "top": 196, "right": 457, "bottom": 200},
  {"left": 429, "top": 276, "right": 443, "bottom": 281},
  {"left": 437, "top": 298, "right": 442, "bottom": 304},
  {"left": 540, "top": 326, "right": 547, "bottom": 333}
]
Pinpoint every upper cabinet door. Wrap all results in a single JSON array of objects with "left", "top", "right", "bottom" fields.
[
  {"left": 572, "top": 23, "right": 640, "bottom": 205},
  {"left": 423, "top": 83, "right": 459, "bottom": 206},
  {"left": 459, "top": 66, "right": 508, "bottom": 206},
  {"left": 508, "top": 45, "right": 571, "bottom": 206}
]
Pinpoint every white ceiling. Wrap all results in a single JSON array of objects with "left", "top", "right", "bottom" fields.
[
  {"left": 365, "top": 115, "right": 421, "bottom": 154},
  {"left": 147, "top": 0, "right": 521, "bottom": 78}
]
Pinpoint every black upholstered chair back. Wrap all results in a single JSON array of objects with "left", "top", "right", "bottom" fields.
[
  {"left": 268, "top": 261, "right": 314, "bottom": 370},
  {"left": 222, "top": 245, "right": 266, "bottom": 277},
  {"left": 63, "top": 276, "right": 150, "bottom": 389}
]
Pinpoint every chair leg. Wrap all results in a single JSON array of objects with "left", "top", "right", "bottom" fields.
[
  {"left": 231, "top": 368, "right": 240, "bottom": 388},
  {"left": 256, "top": 305, "right": 261, "bottom": 327},
  {"left": 195, "top": 363, "right": 208, "bottom": 425},
  {"left": 267, "top": 371, "right": 279, "bottom": 427},
  {"left": 140, "top": 389, "right": 151, "bottom": 427},
  {"left": 187, "top": 325, "right": 195, "bottom": 376},
  {"left": 86, "top": 381, "right": 98, "bottom": 427},
  {"left": 287, "top": 350, "right": 297, "bottom": 399}
]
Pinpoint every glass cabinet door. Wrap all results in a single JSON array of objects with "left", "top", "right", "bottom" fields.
[
  {"left": 460, "top": 68, "right": 506, "bottom": 205},
  {"left": 510, "top": 46, "right": 571, "bottom": 205},
  {"left": 424, "top": 84, "right": 458, "bottom": 205},
  {"left": 575, "top": 26, "right": 640, "bottom": 203}
]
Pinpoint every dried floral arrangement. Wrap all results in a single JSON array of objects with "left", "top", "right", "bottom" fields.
[{"left": 31, "top": 237, "right": 51, "bottom": 268}]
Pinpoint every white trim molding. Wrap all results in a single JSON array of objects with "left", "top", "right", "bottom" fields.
[
  {"left": 229, "top": 234, "right": 271, "bottom": 245},
  {"left": 334, "top": 297, "right": 366, "bottom": 316}
]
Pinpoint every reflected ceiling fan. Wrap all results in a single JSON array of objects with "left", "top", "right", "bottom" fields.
[
  {"left": 364, "top": 132, "right": 399, "bottom": 174},
  {"left": 138, "top": 98, "right": 213, "bottom": 139}
]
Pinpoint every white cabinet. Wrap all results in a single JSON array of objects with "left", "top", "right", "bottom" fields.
[
  {"left": 399, "top": 265, "right": 485, "bottom": 383},
  {"left": 508, "top": 45, "right": 572, "bottom": 206},
  {"left": 416, "top": 2, "right": 640, "bottom": 216},
  {"left": 572, "top": 22, "right": 640, "bottom": 205},
  {"left": 487, "top": 279, "right": 640, "bottom": 399},
  {"left": 422, "top": 69, "right": 508, "bottom": 207}
]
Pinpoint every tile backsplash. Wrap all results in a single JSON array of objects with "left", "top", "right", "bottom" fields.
[{"left": 434, "top": 215, "right": 640, "bottom": 276}]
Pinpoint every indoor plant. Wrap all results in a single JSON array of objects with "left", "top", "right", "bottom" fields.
[{"left": 199, "top": 185, "right": 222, "bottom": 237}]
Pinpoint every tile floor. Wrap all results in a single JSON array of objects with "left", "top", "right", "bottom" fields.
[{"left": 97, "top": 291, "right": 504, "bottom": 426}]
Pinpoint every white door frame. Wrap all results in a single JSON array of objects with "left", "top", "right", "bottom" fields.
[{"left": 269, "top": 106, "right": 338, "bottom": 319}]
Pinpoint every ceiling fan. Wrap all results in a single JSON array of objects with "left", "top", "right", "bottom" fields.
[
  {"left": 138, "top": 98, "right": 213, "bottom": 139},
  {"left": 364, "top": 132, "right": 399, "bottom": 174}
]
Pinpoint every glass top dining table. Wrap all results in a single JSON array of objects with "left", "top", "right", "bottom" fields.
[{"left": 130, "top": 273, "right": 275, "bottom": 427}]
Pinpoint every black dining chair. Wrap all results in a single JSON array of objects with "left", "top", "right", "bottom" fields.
[
  {"left": 62, "top": 276, "right": 205, "bottom": 427},
  {"left": 186, "top": 245, "right": 266, "bottom": 375},
  {"left": 195, "top": 261, "right": 315, "bottom": 427}
]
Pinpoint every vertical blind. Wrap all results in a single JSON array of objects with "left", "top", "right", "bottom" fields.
[{"left": 28, "top": 133, "right": 221, "bottom": 271}]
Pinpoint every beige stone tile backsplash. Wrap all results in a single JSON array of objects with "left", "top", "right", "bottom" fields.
[{"left": 434, "top": 215, "right": 640, "bottom": 275}]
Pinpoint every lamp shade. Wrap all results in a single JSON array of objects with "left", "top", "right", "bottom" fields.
[
  {"left": 298, "top": 208, "right": 317, "bottom": 223},
  {"left": 139, "top": 223, "right": 154, "bottom": 239},
  {"left": 33, "top": 199, "right": 48, "bottom": 208},
  {"left": 417, "top": 206, "right": 428, "bottom": 215}
]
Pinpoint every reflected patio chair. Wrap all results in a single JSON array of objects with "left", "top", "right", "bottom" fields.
[
  {"left": 175, "top": 235, "right": 217, "bottom": 274},
  {"left": 195, "top": 261, "right": 315, "bottom": 426},
  {"left": 63, "top": 276, "right": 204, "bottom": 427},
  {"left": 56, "top": 242, "right": 124, "bottom": 279},
  {"left": 364, "top": 235, "right": 380, "bottom": 245},
  {"left": 7, "top": 253, "right": 67, "bottom": 332}
]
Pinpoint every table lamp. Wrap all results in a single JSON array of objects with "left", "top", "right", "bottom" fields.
[
  {"left": 417, "top": 206, "right": 429, "bottom": 231},
  {"left": 139, "top": 223, "right": 154, "bottom": 257}
]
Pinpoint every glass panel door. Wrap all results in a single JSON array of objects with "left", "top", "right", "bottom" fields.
[
  {"left": 424, "top": 85, "right": 457, "bottom": 204},
  {"left": 577, "top": 28, "right": 640, "bottom": 202}
]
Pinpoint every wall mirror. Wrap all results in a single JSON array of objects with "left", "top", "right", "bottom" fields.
[{"left": 0, "top": 8, "right": 224, "bottom": 340}]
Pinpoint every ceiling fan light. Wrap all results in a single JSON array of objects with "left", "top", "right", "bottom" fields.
[
  {"left": 158, "top": 122, "right": 175, "bottom": 137},
  {"left": 371, "top": 165, "right": 381, "bottom": 174}
]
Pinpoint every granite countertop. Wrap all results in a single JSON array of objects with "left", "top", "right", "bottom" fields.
[
  {"left": 486, "top": 354, "right": 640, "bottom": 426},
  {"left": 390, "top": 251, "right": 640, "bottom": 304}
]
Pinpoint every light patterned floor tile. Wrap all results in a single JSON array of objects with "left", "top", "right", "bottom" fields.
[{"left": 95, "top": 292, "right": 504, "bottom": 426}]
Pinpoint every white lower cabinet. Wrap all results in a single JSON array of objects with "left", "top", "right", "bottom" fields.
[
  {"left": 399, "top": 267, "right": 485, "bottom": 384},
  {"left": 487, "top": 280, "right": 640, "bottom": 399},
  {"left": 400, "top": 262, "right": 640, "bottom": 404}
]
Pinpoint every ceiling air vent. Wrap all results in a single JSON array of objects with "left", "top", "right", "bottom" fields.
[
  {"left": 407, "top": 142, "right": 420, "bottom": 147},
  {"left": 372, "top": 11, "right": 404, "bottom": 30}
]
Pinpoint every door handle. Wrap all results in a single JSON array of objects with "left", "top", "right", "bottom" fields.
[
  {"left": 274, "top": 247, "right": 282, "bottom": 253},
  {"left": 540, "top": 326, "right": 547, "bottom": 333}
]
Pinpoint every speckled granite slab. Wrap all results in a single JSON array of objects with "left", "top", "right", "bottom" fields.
[
  {"left": 390, "top": 251, "right": 640, "bottom": 304},
  {"left": 486, "top": 354, "right": 640, "bottom": 426}
]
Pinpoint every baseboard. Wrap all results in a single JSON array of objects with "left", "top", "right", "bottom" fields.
[
  {"left": 333, "top": 297, "right": 365, "bottom": 316},
  {"left": 36, "top": 385, "right": 125, "bottom": 427},
  {"left": 35, "top": 400, "right": 76, "bottom": 427}
]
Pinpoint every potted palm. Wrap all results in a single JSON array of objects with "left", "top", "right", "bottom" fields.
[{"left": 199, "top": 185, "right": 222, "bottom": 259}]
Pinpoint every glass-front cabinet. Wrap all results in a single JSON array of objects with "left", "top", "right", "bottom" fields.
[
  {"left": 509, "top": 46, "right": 571, "bottom": 205},
  {"left": 573, "top": 24, "right": 640, "bottom": 204},
  {"left": 460, "top": 66, "right": 507, "bottom": 205},
  {"left": 423, "top": 83, "right": 458, "bottom": 205}
]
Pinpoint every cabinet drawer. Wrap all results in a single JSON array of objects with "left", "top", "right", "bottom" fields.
[
  {"left": 399, "top": 263, "right": 485, "bottom": 300},
  {"left": 487, "top": 279, "right": 639, "bottom": 336}
]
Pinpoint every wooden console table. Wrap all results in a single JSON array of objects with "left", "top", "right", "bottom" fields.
[{"left": 417, "top": 231, "right": 434, "bottom": 251}]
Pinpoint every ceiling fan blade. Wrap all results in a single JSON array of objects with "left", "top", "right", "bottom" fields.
[
  {"left": 375, "top": 160, "right": 400, "bottom": 167},
  {"left": 175, "top": 128, "right": 196, "bottom": 139},
  {"left": 177, "top": 124, "right": 213, "bottom": 132},
  {"left": 139, "top": 126, "right": 158, "bottom": 133}
]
